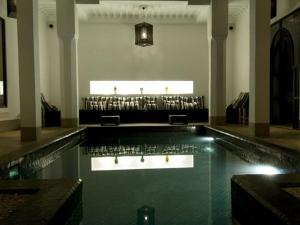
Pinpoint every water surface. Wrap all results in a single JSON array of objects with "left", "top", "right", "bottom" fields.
[{"left": 26, "top": 131, "right": 280, "bottom": 225}]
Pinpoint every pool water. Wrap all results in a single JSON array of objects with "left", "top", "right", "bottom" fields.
[{"left": 25, "top": 131, "right": 282, "bottom": 225}]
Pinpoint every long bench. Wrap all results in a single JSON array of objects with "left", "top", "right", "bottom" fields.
[
  {"left": 80, "top": 109, "right": 208, "bottom": 124},
  {"left": 80, "top": 95, "right": 208, "bottom": 124}
]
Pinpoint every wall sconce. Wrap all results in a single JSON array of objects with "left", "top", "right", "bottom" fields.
[{"left": 135, "top": 22, "right": 153, "bottom": 47}]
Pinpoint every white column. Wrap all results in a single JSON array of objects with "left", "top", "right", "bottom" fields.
[
  {"left": 17, "top": 0, "right": 41, "bottom": 141},
  {"left": 208, "top": 0, "right": 228, "bottom": 125},
  {"left": 249, "top": 0, "right": 270, "bottom": 137},
  {"left": 56, "top": 0, "right": 79, "bottom": 128}
]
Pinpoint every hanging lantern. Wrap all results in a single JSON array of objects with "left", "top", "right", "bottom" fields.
[{"left": 135, "top": 22, "right": 153, "bottom": 47}]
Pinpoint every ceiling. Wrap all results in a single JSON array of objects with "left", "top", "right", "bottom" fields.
[{"left": 39, "top": 0, "right": 249, "bottom": 24}]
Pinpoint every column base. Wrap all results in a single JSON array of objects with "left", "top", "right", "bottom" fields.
[
  {"left": 249, "top": 122, "right": 270, "bottom": 137},
  {"left": 21, "top": 126, "right": 41, "bottom": 142},
  {"left": 210, "top": 116, "right": 226, "bottom": 126},
  {"left": 61, "top": 118, "right": 79, "bottom": 128}
]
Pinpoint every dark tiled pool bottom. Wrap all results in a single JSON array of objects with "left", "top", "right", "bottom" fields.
[
  {"left": 0, "top": 179, "right": 82, "bottom": 225},
  {"left": 232, "top": 174, "right": 300, "bottom": 225}
]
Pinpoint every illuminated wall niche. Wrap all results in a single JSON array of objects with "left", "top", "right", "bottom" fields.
[{"left": 90, "top": 81, "right": 193, "bottom": 95}]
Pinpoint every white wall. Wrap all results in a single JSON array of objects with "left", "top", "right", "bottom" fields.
[
  {"left": 276, "top": 0, "right": 300, "bottom": 18},
  {"left": 226, "top": 6, "right": 250, "bottom": 105},
  {"left": 38, "top": 13, "right": 61, "bottom": 109},
  {"left": 77, "top": 23, "right": 209, "bottom": 107},
  {"left": 39, "top": 13, "right": 52, "bottom": 102},
  {"left": 48, "top": 25, "right": 61, "bottom": 109},
  {"left": 226, "top": 27, "right": 234, "bottom": 105}
]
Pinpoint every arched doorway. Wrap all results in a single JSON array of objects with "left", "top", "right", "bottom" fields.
[{"left": 270, "top": 28, "right": 298, "bottom": 128}]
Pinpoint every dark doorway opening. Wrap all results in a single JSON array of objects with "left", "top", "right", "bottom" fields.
[
  {"left": 271, "top": 0, "right": 277, "bottom": 19},
  {"left": 270, "top": 28, "right": 299, "bottom": 128}
]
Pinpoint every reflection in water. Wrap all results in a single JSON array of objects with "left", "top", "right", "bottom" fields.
[
  {"left": 87, "top": 143, "right": 199, "bottom": 171},
  {"left": 83, "top": 143, "right": 205, "bottom": 157},
  {"left": 65, "top": 200, "right": 83, "bottom": 225},
  {"left": 201, "top": 137, "right": 214, "bottom": 142},
  {"left": 137, "top": 205, "right": 155, "bottom": 225},
  {"left": 252, "top": 165, "right": 281, "bottom": 175},
  {"left": 91, "top": 155, "right": 194, "bottom": 171},
  {"left": 29, "top": 137, "right": 284, "bottom": 225}
]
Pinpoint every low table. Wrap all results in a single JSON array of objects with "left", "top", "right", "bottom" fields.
[
  {"left": 168, "top": 115, "right": 188, "bottom": 125},
  {"left": 100, "top": 115, "right": 120, "bottom": 125}
]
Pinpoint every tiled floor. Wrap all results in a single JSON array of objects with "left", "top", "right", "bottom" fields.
[{"left": 214, "top": 124, "right": 300, "bottom": 153}]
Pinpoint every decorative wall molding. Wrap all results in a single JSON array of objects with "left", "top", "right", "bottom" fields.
[
  {"left": 229, "top": 1, "right": 249, "bottom": 23},
  {"left": 39, "top": 0, "right": 248, "bottom": 24}
]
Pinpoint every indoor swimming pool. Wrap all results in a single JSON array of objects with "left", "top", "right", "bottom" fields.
[{"left": 19, "top": 129, "right": 284, "bottom": 225}]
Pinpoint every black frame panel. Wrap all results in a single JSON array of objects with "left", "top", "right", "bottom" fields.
[{"left": 0, "top": 17, "right": 7, "bottom": 108}]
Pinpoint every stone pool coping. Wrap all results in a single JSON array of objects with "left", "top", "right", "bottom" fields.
[
  {"left": 0, "top": 179, "right": 82, "bottom": 225},
  {"left": 231, "top": 174, "right": 300, "bottom": 225},
  {"left": 0, "top": 128, "right": 86, "bottom": 179},
  {"left": 0, "top": 128, "right": 86, "bottom": 166},
  {"left": 207, "top": 125, "right": 300, "bottom": 155},
  {"left": 205, "top": 126, "right": 300, "bottom": 171}
]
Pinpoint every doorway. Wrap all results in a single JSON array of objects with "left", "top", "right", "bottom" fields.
[{"left": 270, "top": 28, "right": 299, "bottom": 128}]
